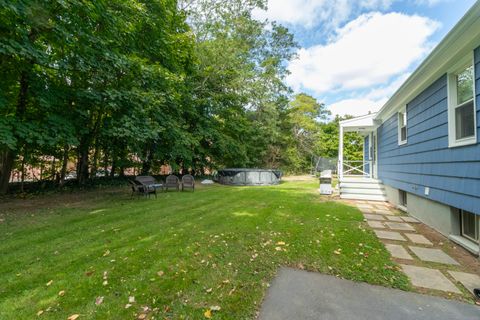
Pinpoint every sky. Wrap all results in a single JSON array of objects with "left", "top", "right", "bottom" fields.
[{"left": 253, "top": 0, "right": 477, "bottom": 117}]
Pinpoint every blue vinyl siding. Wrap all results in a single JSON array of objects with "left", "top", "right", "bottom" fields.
[
  {"left": 377, "top": 47, "right": 480, "bottom": 215},
  {"left": 364, "top": 135, "right": 370, "bottom": 175}
]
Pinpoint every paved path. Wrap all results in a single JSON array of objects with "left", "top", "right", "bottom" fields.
[
  {"left": 259, "top": 268, "right": 480, "bottom": 320},
  {"left": 355, "top": 201, "right": 480, "bottom": 297}
]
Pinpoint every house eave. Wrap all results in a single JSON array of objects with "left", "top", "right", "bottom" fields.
[{"left": 374, "top": 2, "right": 480, "bottom": 123}]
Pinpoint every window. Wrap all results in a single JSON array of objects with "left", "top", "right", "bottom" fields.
[
  {"left": 398, "top": 107, "right": 407, "bottom": 145},
  {"left": 448, "top": 59, "right": 477, "bottom": 147},
  {"left": 460, "top": 210, "right": 479, "bottom": 243},
  {"left": 399, "top": 190, "right": 407, "bottom": 207}
]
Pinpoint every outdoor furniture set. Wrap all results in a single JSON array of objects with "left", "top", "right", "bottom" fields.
[{"left": 129, "top": 174, "right": 195, "bottom": 198}]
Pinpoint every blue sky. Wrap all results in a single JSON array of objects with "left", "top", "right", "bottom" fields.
[{"left": 254, "top": 0, "right": 477, "bottom": 116}]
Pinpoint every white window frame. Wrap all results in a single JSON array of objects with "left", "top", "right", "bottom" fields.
[
  {"left": 447, "top": 53, "right": 477, "bottom": 148},
  {"left": 460, "top": 210, "right": 479, "bottom": 244},
  {"left": 397, "top": 106, "right": 407, "bottom": 145}
]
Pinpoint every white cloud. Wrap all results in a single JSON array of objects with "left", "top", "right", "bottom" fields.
[
  {"left": 327, "top": 72, "right": 411, "bottom": 116},
  {"left": 253, "top": 0, "right": 394, "bottom": 29},
  {"left": 328, "top": 97, "right": 388, "bottom": 117},
  {"left": 286, "top": 12, "right": 439, "bottom": 96}
]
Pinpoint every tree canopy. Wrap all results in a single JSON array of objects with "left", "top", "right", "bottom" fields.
[{"left": 0, "top": 0, "right": 362, "bottom": 193}]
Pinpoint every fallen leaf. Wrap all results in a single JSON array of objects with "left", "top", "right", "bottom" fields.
[
  {"left": 206, "top": 288, "right": 213, "bottom": 293},
  {"left": 333, "top": 250, "right": 341, "bottom": 255},
  {"left": 274, "top": 247, "right": 282, "bottom": 251},
  {"left": 129, "top": 296, "right": 135, "bottom": 303},
  {"left": 58, "top": 290, "right": 65, "bottom": 296},
  {"left": 276, "top": 241, "right": 286, "bottom": 246},
  {"left": 103, "top": 250, "right": 110, "bottom": 257},
  {"left": 157, "top": 271, "right": 164, "bottom": 277},
  {"left": 37, "top": 310, "right": 44, "bottom": 316},
  {"left": 67, "top": 314, "right": 80, "bottom": 320},
  {"left": 125, "top": 303, "right": 132, "bottom": 309},
  {"left": 102, "top": 280, "right": 108, "bottom": 286},
  {"left": 137, "top": 314, "right": 147, "bottom": 320},
  {"left": 95, "top": 296, "right": 104, "bottom": 305},
  {"left": 210, "top": 305, "right": 221, "bottom": 311},
  {"left": 46, "top": 280, "right": 53, "bottom": 286},
  {"left": 204, "top": 309, "right": 212, "bottom": 318}
]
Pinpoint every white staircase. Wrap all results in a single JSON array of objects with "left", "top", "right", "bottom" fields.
[{"left": 339, "top": 177, "right": 387, "bottom": 201}]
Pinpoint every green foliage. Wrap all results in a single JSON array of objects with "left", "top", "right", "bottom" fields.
[
  {"left": 0, "top": 0, "right": 361, "bottom": 191},
  {"left": 317, "top": 115, "right": 364, "bottom": 161}
]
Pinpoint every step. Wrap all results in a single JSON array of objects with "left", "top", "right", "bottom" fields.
[
  {"left": 340, "top": 193, "right": 388, "bottom": 201},
  {"left": 340, "top": 188, "right": 386, "bottom": 196},
  {"left": 340, "top": 178, "right": 382, "bottom": 184},
  {"left": 339, "top": 182, "right": 385, "bottom": 189}
]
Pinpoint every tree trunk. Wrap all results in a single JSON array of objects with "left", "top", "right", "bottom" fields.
[
  {"left": 51, "top": 157, "right": 56, "bottom": 181},
  {"left": 103, "top": 151, "right": 109, "bottom": 176},
  {"left": 90, "top": 140, "right": 100, "bottom": 179},
  {"left": 0, "top": 149, "right": 15, "bottom": 194},
  {"left": 141, "top": 147, "right": 152, "bottom": 175},
  {"left": 76, "top": 140, "right": 90, "bottom": 185},
  {"left": 110, "top": 156, "right": 117, "bottom": 178},
  {"left": 20, "top": 155, "right": 26, "bottom": 193},
  {"left": 59, "top": 146, "right": 69, "bottom": 186}
]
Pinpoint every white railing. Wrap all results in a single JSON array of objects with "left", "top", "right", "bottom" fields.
[{"left": 341, "top": 160, "right": 372, "bottom": 178}]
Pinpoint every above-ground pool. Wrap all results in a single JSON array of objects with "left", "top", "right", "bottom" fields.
[{"left": 216, "top": 168, "right": 282, "bottom": 186}]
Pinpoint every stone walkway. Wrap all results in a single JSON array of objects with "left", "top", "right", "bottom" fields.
[{"left": 352, "top": 200, "right": 480, "bottom": 301}]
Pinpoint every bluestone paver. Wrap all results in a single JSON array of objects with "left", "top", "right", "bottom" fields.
[
  {"left": 401, "top": 265, "right": 461, "bottom": 293},
  {"left": 405, "top": 233, "right": 433, "bottom": 246},
  {"left": 385, "top": 243, "right": 413, "bottom": 260},
  {"left": 385, "top": 222, "right": 416, "bottom": 231},
  {"left": 364, "top": 214, "right": 386, "bottom": 221},
  {"left": 259, "top": 268, "right": 478, "bottom": 320},
  {"left": 367, "top": 220, "right": 385, "bottom": 229},
  {"left": 448, "top": 271, "right": 480, "bottom": 295},
  {"left": 386, "top": 216, "right": 403, "bottom": 222},
  {"left": 374, "top": 209, "right": 393, "bottom": 215},
  {"left": 409, "top": 246, "right": 459, "bottom": 265},
  {"left": 374, "top": 230, "right": 407, "bottom": 241}
]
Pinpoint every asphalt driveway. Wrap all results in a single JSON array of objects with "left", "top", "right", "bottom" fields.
[{"left": 259, "top": 268, "right": 480, "bottom": 320}]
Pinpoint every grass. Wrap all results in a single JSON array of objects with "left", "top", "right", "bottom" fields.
[{"left": 0, "top": 180, "right": 409, "bottom": 319}]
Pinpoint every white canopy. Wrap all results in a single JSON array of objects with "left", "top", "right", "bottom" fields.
[{"left": 339, "top": 113, "right": 377, "bottom": 133}]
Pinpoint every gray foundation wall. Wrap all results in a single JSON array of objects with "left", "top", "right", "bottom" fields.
[{"left": 384, "top": 185, "right": 452, "bottom": 236}]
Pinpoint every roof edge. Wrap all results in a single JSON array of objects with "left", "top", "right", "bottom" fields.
[{"left": 374, "top": 2, "right": 480, "bottom": 122}]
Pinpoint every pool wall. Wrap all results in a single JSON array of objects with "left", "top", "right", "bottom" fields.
[{"left": 216, "top": 169, "right": 282, "bottom": 186}]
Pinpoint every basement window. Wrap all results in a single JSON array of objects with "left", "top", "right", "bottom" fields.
[
  {"left": 461, "top": 210, "right": 479, "bottom": 243},
  {"left": 398, "top": 107, "right": 407, "bottom": 145},
  {"left": 448, "top": 58, "right": 477, "bottom": 148},
  {"left": 399, "top": 190, "right": 407, "bottom": 207}
]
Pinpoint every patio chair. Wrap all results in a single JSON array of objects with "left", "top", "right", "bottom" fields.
[
  {"left": 133, "top": 175, "right": 163, "bottom": 198},
  {"left": 181, "top": 174, "right": 195, "bottom": 191},
  {"left": 129, "top": 179, "right": 148, "bottom": 198},
  {"left": 164, "top": 175, "right": 180, "bottom": 191}
]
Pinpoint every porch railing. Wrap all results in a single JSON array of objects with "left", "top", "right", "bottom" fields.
[{"left": 341, "top": 160, "right": 372, "bottom": 178}]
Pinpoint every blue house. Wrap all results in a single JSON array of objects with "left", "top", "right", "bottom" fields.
[{"left": 338, "top": 3, "right": 480, "bottom": 255}]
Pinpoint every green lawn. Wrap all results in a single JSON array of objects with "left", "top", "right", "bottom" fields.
[{"left": 0, "top": 181, "right": 409, "bottom": 319}]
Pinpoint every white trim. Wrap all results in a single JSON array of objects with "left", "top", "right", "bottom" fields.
[
  {"left": 449, "top": 235, "right": 480, "bottom": 256},
  {"left": 447, "top": 53, "right": 477, "bottom": 148},
  {"left": 397, "top": 106, "right": 408, "bottom": 146},
  {"left": 372, "top": 131, "right": 378, "bottom": 179},
  {"left": 460, "top": 209, "right": 479, "bottom": 243},
  {"left": 374, "top": 3, "right": 480, "bottom": 122}
]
